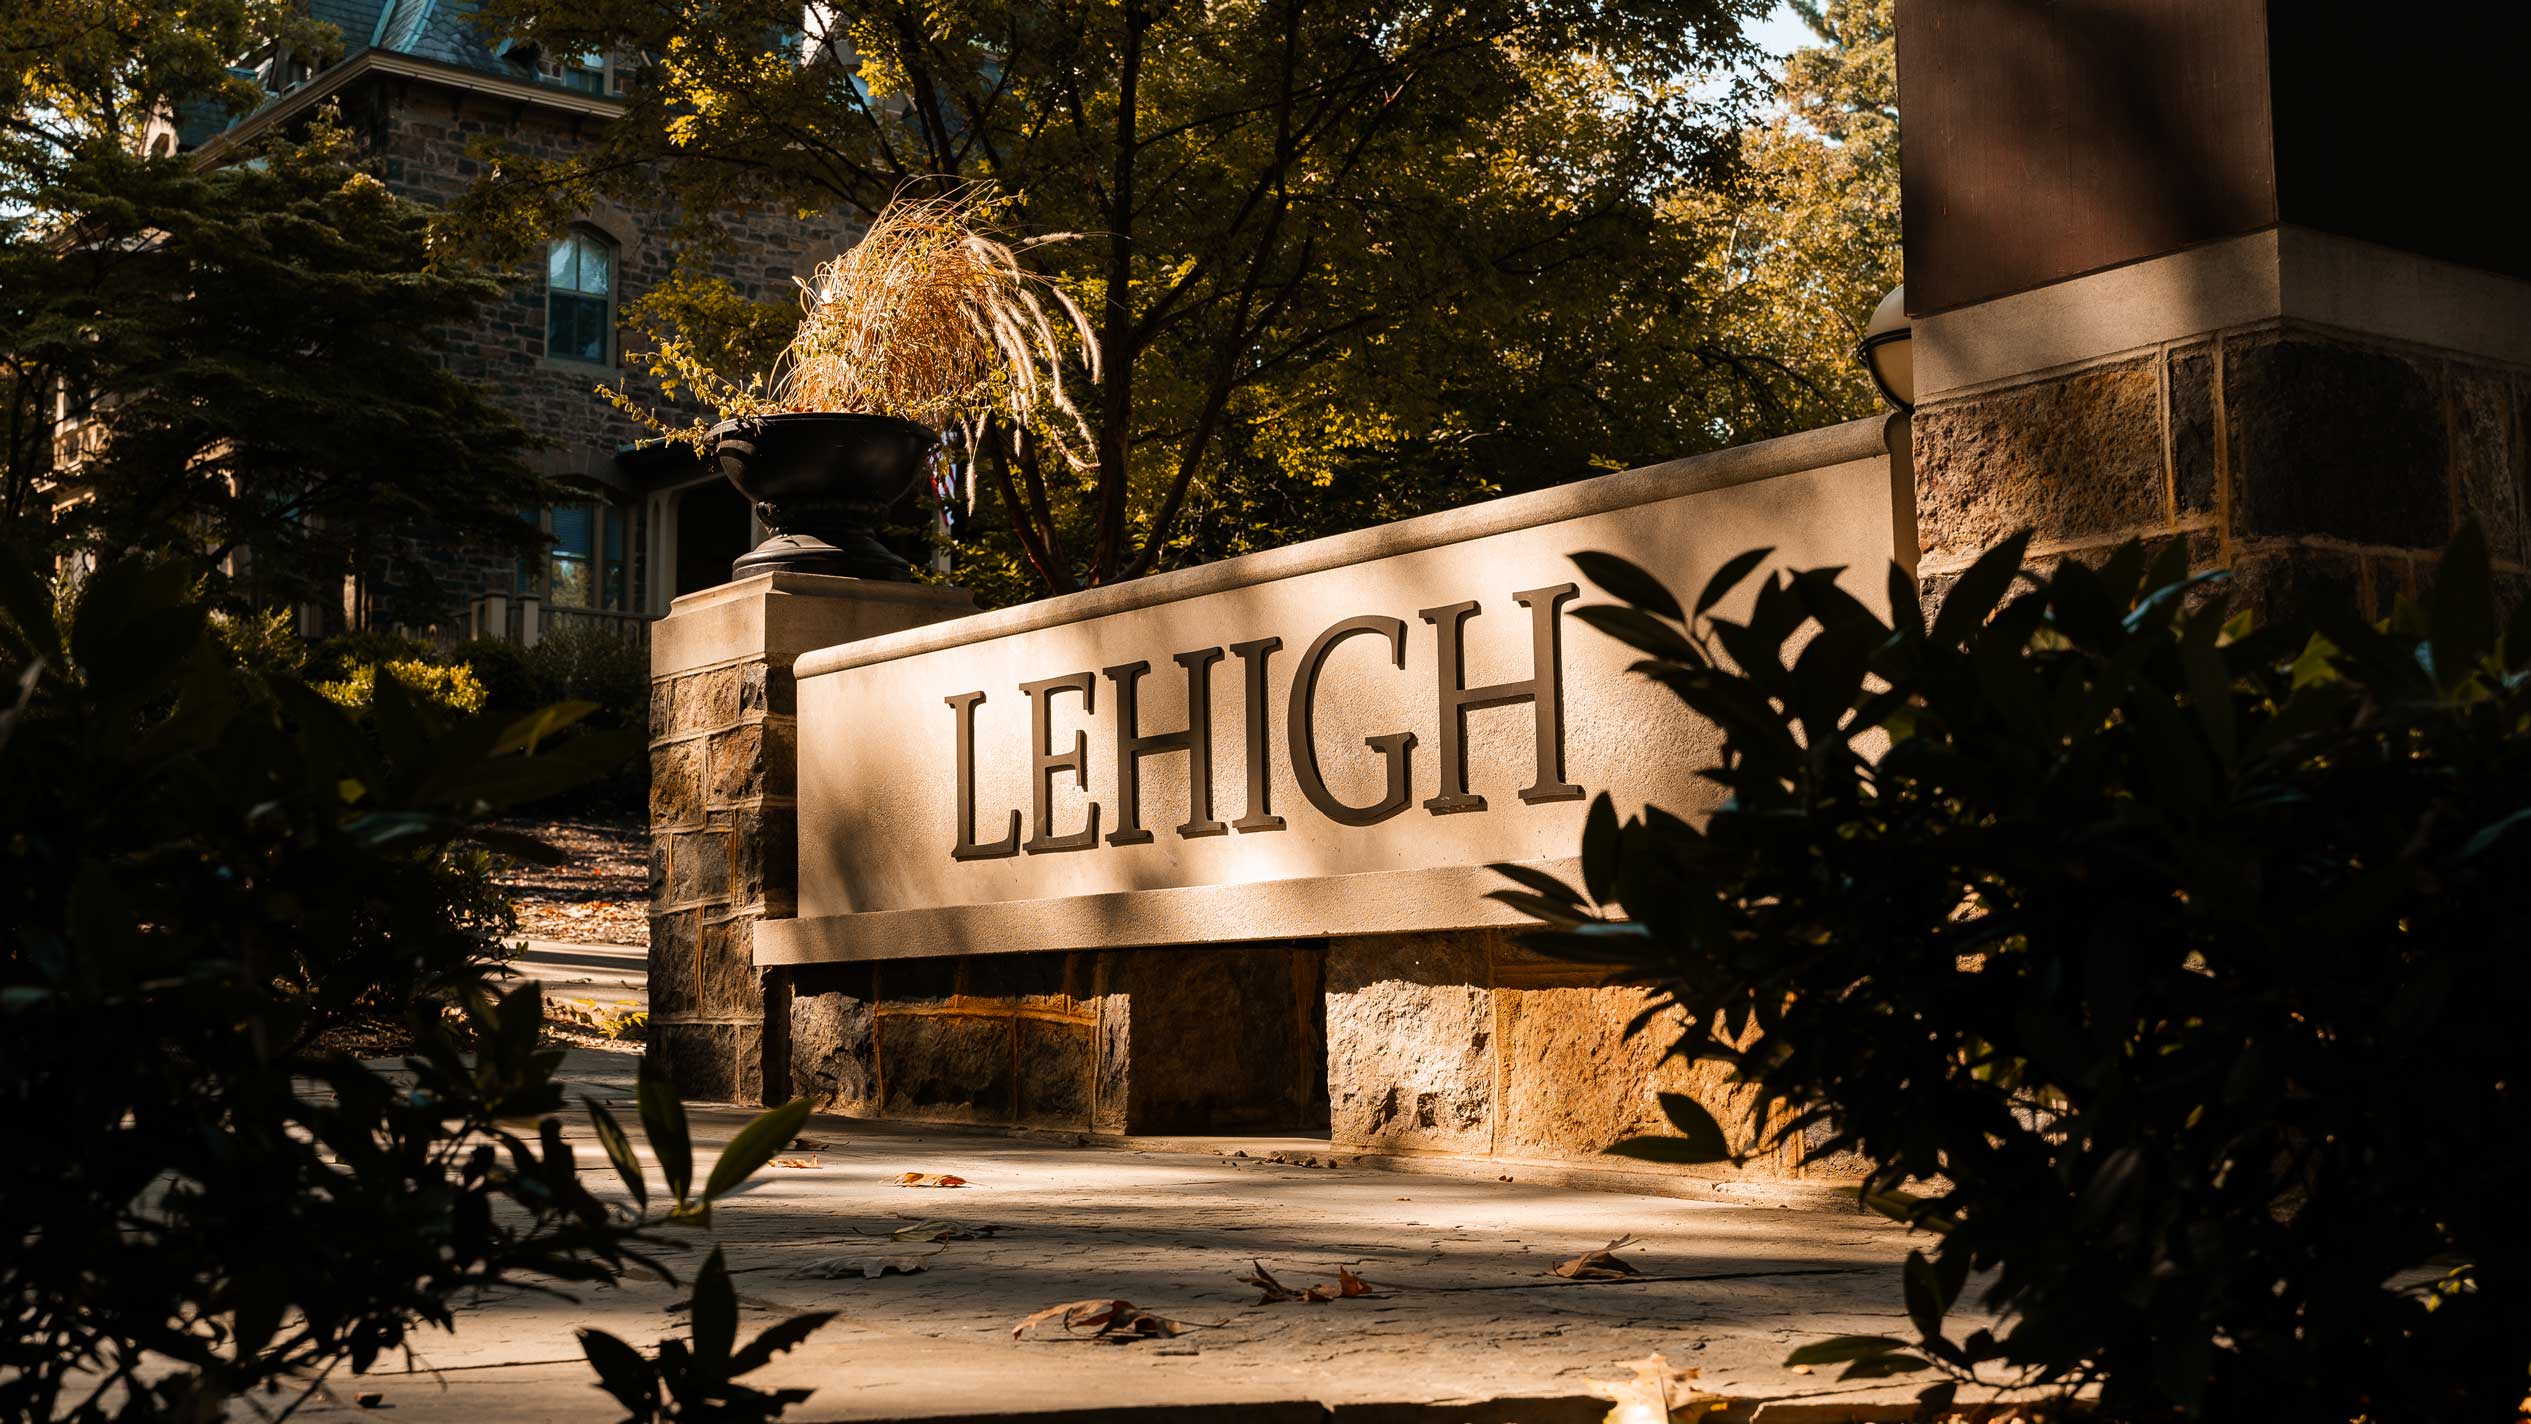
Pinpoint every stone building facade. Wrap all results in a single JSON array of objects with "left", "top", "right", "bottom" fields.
[{"left": 186, "top": 0, "right": 856, "bottom": 639}]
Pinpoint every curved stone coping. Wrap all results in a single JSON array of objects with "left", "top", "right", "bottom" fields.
[
  {"left": 795, "top": 417, "right": 1890, "bottom": 679},
  {"left": 753, "top": 858, "right": 1582, "bottom": 963}
]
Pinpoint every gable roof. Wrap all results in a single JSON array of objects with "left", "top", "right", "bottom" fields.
[{"left": 191, "top": 0, "right": 621, "bottom": 158}]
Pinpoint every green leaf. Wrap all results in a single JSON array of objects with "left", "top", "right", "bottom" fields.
[
  {"left": 496, "top": 699, "right": 601, "bottom": 756},
  {"left": 577, "top": 1328, "right": 659, "bottom": 1419},
  {"left": 1928, "top": 532, "right": 2030, "bottom": 650},
  {"left": 1784, "top": 1335, "right": 1912, "bottom": 1366},
  {"left": 2462, "top": 808, "right": 2531, "bottom": 859},
  {"left": 1695, "top": 547, "right": 1776, "bottom": 618},
  {"left": 1884, "top": 561, "right": 1925, "bottom": 639},
  {"left": 585, "top": 1098, "right": 648, "bottom": 1211},
  {"left": 687, "top": 1247, "right": 739, "bottom": 1378},
  {"left": 700, "top": 1096, "right": 816, "bottom": 1204},
  {"left": 637, "top": 1055, "right": 693, "bottom": 1208},
  {"left": 1570, "top": 551, "right": 1682, "bottom": 620}
]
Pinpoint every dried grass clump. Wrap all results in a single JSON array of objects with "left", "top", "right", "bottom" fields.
[{"left": 605, "top": 187, "right": 1097, "bottom": 456}]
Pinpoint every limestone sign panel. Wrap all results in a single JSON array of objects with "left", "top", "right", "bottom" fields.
[{"left": 759, "top": 420, "right": 1903, "bottom": 963}]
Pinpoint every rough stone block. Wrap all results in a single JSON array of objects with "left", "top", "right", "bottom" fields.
[
  {"left": 1326, "top": 933, "right": 1493, "bottom": 1154},
  {"left": 878, "top": 1012, "right": 1014, "bottom": 1122},
  {"left": 741, "top": 663, "right": 796, "bottom": 717},
  {"left": 2223, "top": 543, "right": 2366, "bottom": 623},
  {"left": 648, "top": 909, "right": 700, "bottom": 1017},
  {"left": 1103, "top": 945, "right": 1325, "bottom": 1134},
  {"left": 698, "top": 915, "right": 762, "bottom": 1018},
  {"left": 791, "top": 964, "right": 878, "bottom": 1115},
  {"left": 1912, "top": 357, "right": 2168, "bottom": 565},
  {"left": 1093, "top": 996, "right": 1129, "bottom": 1134},
  {"left": 671, "top": 665, "right": 742, "bottom": 736},
  {"left": 666, "top": 829, "right": 732, "bottom": 906},
  {"left": 1496, "top": 985, "right": 1764, "bottom": 1166},
  {"left": 2168, "top": 343, "right": 2219, "bottom": 515},
  {"left": 648, "top": 678, "right": 674, "bottom": 743},
  {"left": 707, "top": 722, "right": 764, "bottom": 806},
  {"left": 730, "top": 804, "right": 796, "bottom": 912},
  {"left": 2226, "top": 334, "right": 2448, "bottom": 547},
  {"left": 2452, "top": 364, "right": 2528, "bottom": 566},
  {"left": 652, "top": 1021, "right": 760, "bottom": 1105},
  {"left": 1016, "top": 1016, "right": 1096, "bottom": 1127},
  {"left": 649, "top": 741, "right": 704, "bottom": 829}
]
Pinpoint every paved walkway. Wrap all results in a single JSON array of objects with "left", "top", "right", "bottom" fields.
[{"left": 290, "top": 1052, "right": 1993, "bottom": 1423}]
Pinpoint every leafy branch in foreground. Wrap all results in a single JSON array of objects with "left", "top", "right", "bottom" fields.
[
  {"left": 1495, "top": 527, "right": 2531, "bottom": 1421},
  {"left": 0, "top": 552, "right": 820, "bottom": 1421}
]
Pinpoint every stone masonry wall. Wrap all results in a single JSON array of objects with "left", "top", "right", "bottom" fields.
[
  {"left": 1912, "top": 320, "right": 2531, "bottom": 615},
  {"left": 648, "top": 654, "right": 797, "bottom": 1101}
]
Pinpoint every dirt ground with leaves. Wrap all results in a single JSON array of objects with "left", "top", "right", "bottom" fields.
[
  {"left": 273, "top": 1051, "right": 2006, "bottom": 1422},
  {"left": 487, "top": 814, "right": 650, "bottom": 947}
]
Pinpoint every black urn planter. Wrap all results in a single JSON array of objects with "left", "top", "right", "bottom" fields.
[{"left": 709, "top": 412, "right": 937, "bottom": 580}]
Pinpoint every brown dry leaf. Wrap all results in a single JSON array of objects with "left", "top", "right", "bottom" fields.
[
  {"left": 1588, "top": 1352, "right": 1713, "bottom": 1423},
  {"left": 1554, "top": 1235, "right": 1644, "bottom": 1281},
  {"left": 895, "top": 1172, "right": 969, "bottom": 1188},
  {"left": 1010, "top": 1298, "right": 1199, "bottom": 1343},
  {"left": 772, "top": 1156, "right": 820, "bottom": 1169},
  {"left": 1237, "top": 1261, "right": 1302, "bottom": 1303},
  {"left": 890, "top": 1218, "right": 997, "bottom": 1243},
  {"left": 1241, "top": 1261, "right": 1378, "bottom": 1304}
]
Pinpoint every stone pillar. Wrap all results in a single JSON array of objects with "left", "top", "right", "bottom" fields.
[
  {"left": 647, "top": 573, "right": 974, "bottom": 1103},
  {"left": 1898, "top": 1, "right": 2531, "bottom": 608}
]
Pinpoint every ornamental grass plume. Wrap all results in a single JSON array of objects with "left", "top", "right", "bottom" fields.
[{"left": 606, "top": 186, "right": 1098, "bottom": 456}]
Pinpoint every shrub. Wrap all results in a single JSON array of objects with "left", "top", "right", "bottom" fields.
[
  {"left": 316, "top": 656, "right": 492, "bottom": 717},
  {"left": 1500, "top": 530, "right": 2531, "bottom": 1420},
  {"left": 0, "top": 555, "right": 823, "bottom": 1420}
]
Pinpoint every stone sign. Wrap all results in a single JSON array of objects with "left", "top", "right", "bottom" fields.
[{"left": 758, "top": 422, "right": 1903, "bottom": 965}]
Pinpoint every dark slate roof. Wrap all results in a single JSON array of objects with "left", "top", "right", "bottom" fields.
[{"left": 201, "top": 0, "right": 600, "bottom": 144}]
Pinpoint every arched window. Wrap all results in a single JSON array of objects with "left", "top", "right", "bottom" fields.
[{"left": 545, "top": 230, "right": 614, "bottom": 365}]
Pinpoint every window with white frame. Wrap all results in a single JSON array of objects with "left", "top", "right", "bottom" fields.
[
  {"left": 545, "top": 229, "right": 614, "bottom": 365},
  {"left": 517, "top": 503, "right": 631, "bottom": 610}
]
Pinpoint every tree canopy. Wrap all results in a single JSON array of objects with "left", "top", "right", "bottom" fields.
[
  {"left": 2, "top": 3, "right": 549, "bottom": 617},
  {"left": 460, "top": 0, "right": 1898, "bottom": 601}
]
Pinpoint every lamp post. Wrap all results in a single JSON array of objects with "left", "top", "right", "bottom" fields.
[{"left": 1858, "top": 284, "right": 1913, "bottom": 413}]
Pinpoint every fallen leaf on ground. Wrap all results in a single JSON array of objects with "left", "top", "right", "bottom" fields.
[
  {"left": 796, "top": 1252, "right": 933, "bottom": 1279},
  {"left": 1238, "top": 1260, "right": 1378, "bottom": 1303},
  {"left": 891, "top": 1218, "right": 997, "bottom": 1242},
  {"left": 772, "top": 1155, "right": 821, "bottom": 1169},
  {"left": 1011, "top": 1298, "right": 1207, "bottom": 1342},
  {"left": 1587, "top": 1352, "right": 1713, "bottom": 1423},
  {"left": 896, "top": 1172, "right": 968, "bottom": 1188},
  {"left": 1554, "top": 1235, "right": 1644, "bottom": 1280}
]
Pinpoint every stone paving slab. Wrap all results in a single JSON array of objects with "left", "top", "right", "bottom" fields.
[{"left": 295, "top": 1053, "right": 1986, "bottom": 1422}]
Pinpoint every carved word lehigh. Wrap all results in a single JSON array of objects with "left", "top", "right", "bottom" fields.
[{"left": 944, "top": 584, "right": 1583, "bottom": 860}]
